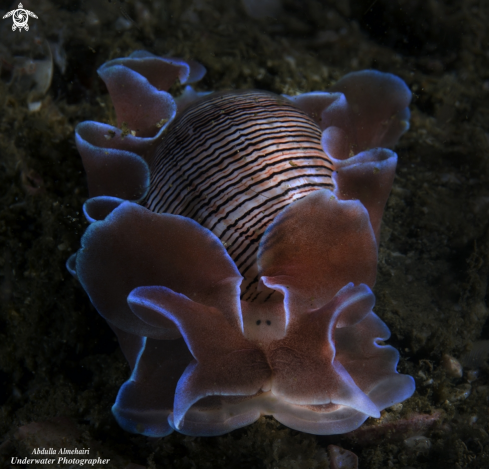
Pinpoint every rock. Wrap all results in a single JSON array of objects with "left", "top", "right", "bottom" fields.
[{"left": 328, "top": 445, "right": 358, "bottom": 469}]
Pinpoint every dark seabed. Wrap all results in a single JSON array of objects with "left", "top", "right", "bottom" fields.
[{"left": 0, "top": 0, "right": 488, "bottom": 468}]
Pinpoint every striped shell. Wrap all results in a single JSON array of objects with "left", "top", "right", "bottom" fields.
[{"left": 145, "top": 90, "right": 333, "bottom": 299}]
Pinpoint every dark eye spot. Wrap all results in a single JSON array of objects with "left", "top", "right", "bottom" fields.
[
  {"left": 266, "top": 320, "right": 271, "bottom": 325},
  {"left": 256, "top": 320, "right": 261, "bottom": 325}
]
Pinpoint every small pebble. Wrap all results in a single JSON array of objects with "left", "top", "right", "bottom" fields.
[
  {"left": 404, "top": 435, "right": 431, "bottom": 452},
  {"left": 442, "top": 354, "right": 463, "bottom": 378},
  {"left": 28, "top": 101, "right": 42, "bottom": 112},
  {"left": 448, "top": 384, "right": 471, "bottom": 403},
  {"left": 327, "top": 445, "right": 358, "bottom": 469}
]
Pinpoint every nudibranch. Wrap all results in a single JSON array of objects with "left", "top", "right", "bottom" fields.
[{"left": 67, "top": 51, "right": 415, "bottom": 437}]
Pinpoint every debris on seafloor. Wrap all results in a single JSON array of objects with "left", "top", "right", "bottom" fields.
[
  {"left": 403, "top": 435, "right": 432, "bottom": 453},
  {"left": 0, "top": 26, "right": 53, "bottom": 111},
  {"left": 241, "top": 0, "right": 282, "bottom": 18},
  {"left": 21, "top": 168, "right": 44, "bottom": 196},
  {"left": 442, "top": 353, "right": 464, "bottom": 378},
  {"left": 461, "top": 340, "right": 489, "bottom": 368},
  {"left": 344, "top": 410, "right": 444, "bottom": 445},
  {"left": 328, "top": 445, "right": 358, "bottom": 469}
]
